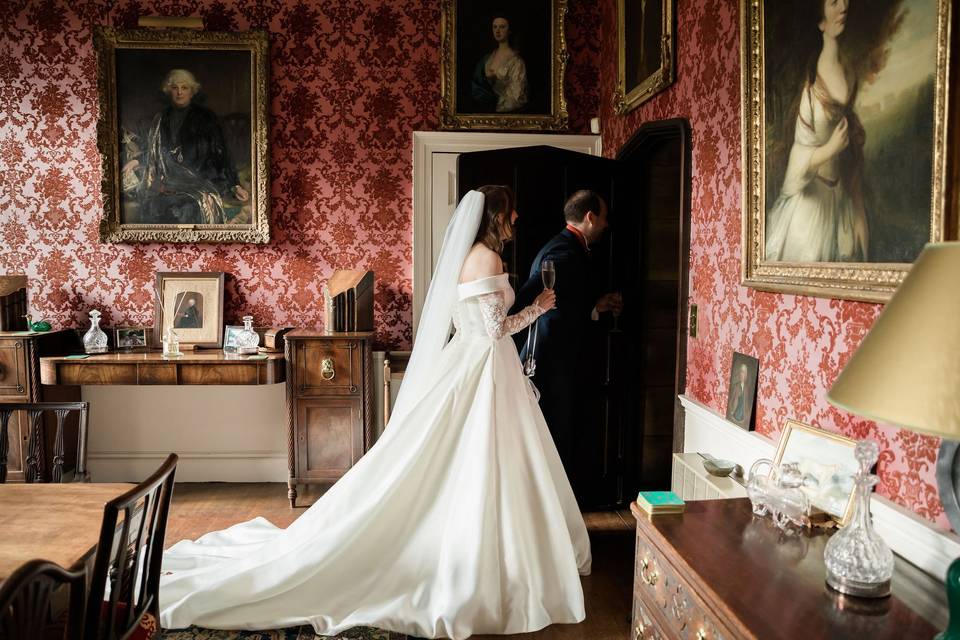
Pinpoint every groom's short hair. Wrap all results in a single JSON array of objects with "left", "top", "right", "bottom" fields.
[{"left": 563, "top": 190, "right": 603, "bottom": 223}]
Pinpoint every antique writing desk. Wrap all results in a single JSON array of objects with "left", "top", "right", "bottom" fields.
[
  {"left": 39, "top": 351, "right": 285, "bottom": 386},
  {"left": 630, "top": 498, "right": 942, "bottom": 640}
]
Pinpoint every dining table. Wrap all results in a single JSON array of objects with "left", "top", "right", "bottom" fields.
[{"left": 0, "top": 482, "right": 133, "bottom": 582}]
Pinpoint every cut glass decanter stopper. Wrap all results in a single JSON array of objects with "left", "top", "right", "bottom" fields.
[{"left": 823, "top": 439, "right": 894, "bottom": 598}]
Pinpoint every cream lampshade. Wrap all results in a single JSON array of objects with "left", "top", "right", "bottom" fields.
[{"left": 827, "top": 242, "right": 960, "bottom": 638}]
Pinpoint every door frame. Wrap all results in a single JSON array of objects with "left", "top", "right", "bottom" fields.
[
  {"left": 412, "top": 131, "right": 602, "bottom": 332},
  {"left": 616, "top": 118, "right": 693, "bottom": 457}
]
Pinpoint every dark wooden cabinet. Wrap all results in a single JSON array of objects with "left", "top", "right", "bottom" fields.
[
  {"left": 630, "top": 499, "right": 941, "bottom": 640},
  {"left": 0, "top": 330, "right": 82, "bottom": 482},
  {"left": 285, "top": 331, "right": 374, "bottom": 507}
]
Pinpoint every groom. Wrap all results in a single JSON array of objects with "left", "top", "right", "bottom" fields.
[{"left": 513, "top": 190, "right": 622, "bottom": 471}]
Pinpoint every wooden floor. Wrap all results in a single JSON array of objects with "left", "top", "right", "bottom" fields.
[{"left": 166, "top": 483, "right": 636, "bottom": 640}]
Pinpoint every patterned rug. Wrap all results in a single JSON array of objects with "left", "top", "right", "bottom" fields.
[{"left": 159, "top": 626, "right": 406, "bottom": 639}]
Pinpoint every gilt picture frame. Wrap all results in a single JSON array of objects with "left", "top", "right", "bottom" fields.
[
  {"left": 614, "top": 0, "right": 675, "bottom": 114},
  {"left": 95, "top": 27, "right": 270, "bottom": 243},
  {"left": 740, "top": 0, "right": 953, "bottom": 301},
  {"left": 439, "top": 0, "right": 569, "bottom": 130},
  {"left": 773, "top": 420, "right": 859, "bottom": 525}
]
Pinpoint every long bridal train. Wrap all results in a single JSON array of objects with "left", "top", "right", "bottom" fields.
[{"left": 158, "top": 191, "right": 591, "bottom": 639}]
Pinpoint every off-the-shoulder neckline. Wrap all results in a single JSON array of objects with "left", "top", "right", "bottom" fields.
[{"left": 457, "top": 273, "right": 509, "bottom": 287}]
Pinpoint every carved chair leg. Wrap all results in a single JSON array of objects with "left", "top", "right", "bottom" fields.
[
  {"left": 288, "top": 480, "right": 297, "bottom": 508},
  {"left": 0, "top": 410, "right": 10, "bottom": 484},
  {"left": 25, "top": 409, "right": 45, "bottom": 483}
]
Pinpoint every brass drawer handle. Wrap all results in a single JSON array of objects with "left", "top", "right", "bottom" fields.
[
  {"left": 640, "top": 557, "right": 658, "bottom": 586},
  {"left": 696, "top": 629, "right": 707, "bottom": 640},
  {"left": 320, "top": 358, "right": 335, "bottom": 381},
  {"left": 634, "top": 622, "right": 645, "bottom": 639}
]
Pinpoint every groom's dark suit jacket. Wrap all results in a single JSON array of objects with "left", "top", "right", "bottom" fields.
[{"left": 512, "top": 229, "right": 595, "bottom": 470}]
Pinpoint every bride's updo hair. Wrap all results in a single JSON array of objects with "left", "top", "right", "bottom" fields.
[{"left": 474, "top": 185, "right": 515, "bottom": 253}]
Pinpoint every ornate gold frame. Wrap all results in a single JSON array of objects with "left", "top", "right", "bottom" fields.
[
  {"left": 439, "top": 0, "right": 569, "bottom": 130},
  {"left": 95, "top": 28, "right": 270, "bottom": 243},
  {"left": 614, "top": 0, "right": 675, "bottom": 114},
  {"left": 773, "top": 420, "right": 858, "bottom": 526},
  {"left": 740, "top": 0, "right": 953, "bottom": 302}
]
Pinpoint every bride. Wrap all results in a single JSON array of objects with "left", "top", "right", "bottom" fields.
[{"left": 158, "top": 185, "right": 592, "bottom": 639}]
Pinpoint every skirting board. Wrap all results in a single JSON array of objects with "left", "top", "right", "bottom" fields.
[
  {"left": 679, "top": 394, "right": 960, "bottom": 581},
  {"left": 88, "top": 450, "right": 287, "bottom": 483}
]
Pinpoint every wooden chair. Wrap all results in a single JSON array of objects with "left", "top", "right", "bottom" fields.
[
  {"left": 0, "top": 558, "right": 86, "bottom": 640},
  {"left": 84, "top": 454, "right": 178, "bottom": 640},
  {"left": 0, "top": 402, "right": 90, "bottom": 484}
]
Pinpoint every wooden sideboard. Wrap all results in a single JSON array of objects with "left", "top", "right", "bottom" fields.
[
  {"left": 630, "top": 498, "right": 941, "bottom": 640},
  {"left": 0, "top": 331, "right": 82, "bottom": 482},
  {"left": 40, "top": 350, "right": 284, "bottom": 385},
  {"left": 284, "top": 331, "right": 374, "bottom": 507}
]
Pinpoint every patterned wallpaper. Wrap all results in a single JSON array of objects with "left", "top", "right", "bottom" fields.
[
  {"left": 0, "top": 0, "right": 599, "bottom": 350},
  {"left": 597, "top": 0, "right": 946, "bottom": 527}
]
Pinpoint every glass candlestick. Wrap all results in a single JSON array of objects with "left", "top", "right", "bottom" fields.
[
  {"left": 824, "top": 439, "right": 894, "bottom": 598},
  {"left": 83, "top": 309, "right": 108, "bottom": 354},
  {"left": 236, "top": 315, "right": 260, "bottom": 355}
]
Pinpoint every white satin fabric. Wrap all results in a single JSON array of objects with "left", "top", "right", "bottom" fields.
[{"left": 158, "top": 272, "right": 592, "bottom": 638}]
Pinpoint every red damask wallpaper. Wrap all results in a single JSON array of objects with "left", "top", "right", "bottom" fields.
[
  {"left": 598, "top": 0, "right": 946, "bottom": 527},
  {"left": 0, "top": 0, "right": 599, "bottom": 349}
]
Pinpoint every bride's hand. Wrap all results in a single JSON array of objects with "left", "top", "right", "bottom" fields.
[{"left": 534, "top": 289, "right": 556, "bottom": 311}]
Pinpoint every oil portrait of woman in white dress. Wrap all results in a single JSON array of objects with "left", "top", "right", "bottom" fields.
[{"left": 761, "top": 0, "right": 940, "bottom": 267}]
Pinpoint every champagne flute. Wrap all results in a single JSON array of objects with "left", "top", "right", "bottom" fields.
[{"left": 541, "top": 259, "right": 556, "bottom": 290}]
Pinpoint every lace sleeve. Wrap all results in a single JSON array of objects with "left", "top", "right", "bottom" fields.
[{"left": 477, "top": 291, "right": 544, "bottom": 339}]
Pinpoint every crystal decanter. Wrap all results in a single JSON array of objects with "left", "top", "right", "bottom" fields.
[
  {"left": 83, "top": 309, "right": 108, "bottom": 354},
  {"left": 235, "top": 315, "right": 260, "bottom": 355},
  {"left": 823, "top": 439, "right": 894, "bottom": 598}
]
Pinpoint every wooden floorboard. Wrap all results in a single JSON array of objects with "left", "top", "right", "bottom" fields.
[{"left": 165, "top": 483, "right": 635, "bottom": 640}]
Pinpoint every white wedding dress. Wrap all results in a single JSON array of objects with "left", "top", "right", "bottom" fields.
[{"left": 158, "top": 191, "right": 592, "bottom": 639}]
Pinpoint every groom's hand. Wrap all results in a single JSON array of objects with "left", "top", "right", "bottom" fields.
[{"left": 596, "top": 292, "right": 623, "bottom": 314}]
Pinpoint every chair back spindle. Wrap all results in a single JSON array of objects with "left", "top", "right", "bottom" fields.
[{"left": 0, "top": 559, "right": 86, "bottom": 640}]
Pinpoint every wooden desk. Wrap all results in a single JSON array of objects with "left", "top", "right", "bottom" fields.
[
  {"left": 0, "top": 483, "right": 132, "bottom": 581},
  {"left": 40, "top": 351, "right": 285, "bottom": 386},
  {"left": 630, "top": 498, "right": 942, "bottom": 639}
]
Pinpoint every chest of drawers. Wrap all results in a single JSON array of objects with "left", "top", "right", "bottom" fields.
[{"left": 630, "top": 498, "right": 940, "bottom": 640}]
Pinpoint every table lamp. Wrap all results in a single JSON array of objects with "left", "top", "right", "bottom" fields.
[{"left": 827, "top": 242, "right": 959, "bottom": 638}]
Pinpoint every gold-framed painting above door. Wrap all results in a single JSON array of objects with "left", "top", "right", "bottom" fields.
[
  {"left": 741, "top": 0, "right": 954, "bottom": 302},
  {"left": 613, "top": 0, "right": 676, "bottom": 114}
]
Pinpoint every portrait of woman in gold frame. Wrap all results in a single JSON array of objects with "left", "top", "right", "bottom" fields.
[
  {"left": 614, "top": 0, "right": 676, "bottom": 114},
  {"left": 439, "top": 0, "right": 569, "bottom": 130},
  {"left": 740, "top": 0, "right": 953, "bottom": 302},
  {"left": 95, "top": 28, "right": 270, "bottom": 243}
]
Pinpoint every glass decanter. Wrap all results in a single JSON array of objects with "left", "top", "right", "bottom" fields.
[
  {"left": 162, "top": 327, "right": 182, "bottom": 358},
  {"left": 83, "top": 309, "right": 108, "bottom": 354},
  {"left": 824, "top": 439, "right": 894, "bottom": 598},
  {"left": 235, "top": 315, "right": 260, "bottom": 355}
]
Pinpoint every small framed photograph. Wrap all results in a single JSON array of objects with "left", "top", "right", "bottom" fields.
[
  {"left": 774, "top": 420, "right": 859, "bottom": 525},
  {"left": 223, "top": 325, "right": 244, "bottom": 353},
  {"left": 155, "top": 272, "right": 225, "bottom": 349},
  {"left": 724, "top": 352, "right": 759, "bottom": 431},
  {"left": 114, "top": 327, "right": 152, "bottom": 351}
]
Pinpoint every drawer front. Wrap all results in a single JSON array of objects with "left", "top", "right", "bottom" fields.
[
  {"left": 633, "top": 593, "right": 672, "bottom": 640},
  {"left": 0, "top": 340, "right": 29, "bottom": 397},
  {"left": 635, "top": 529, "right": 728, "bottom": 640},
  {"left": 296, "top": 339, "right": 362, "bottom": 396}
]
